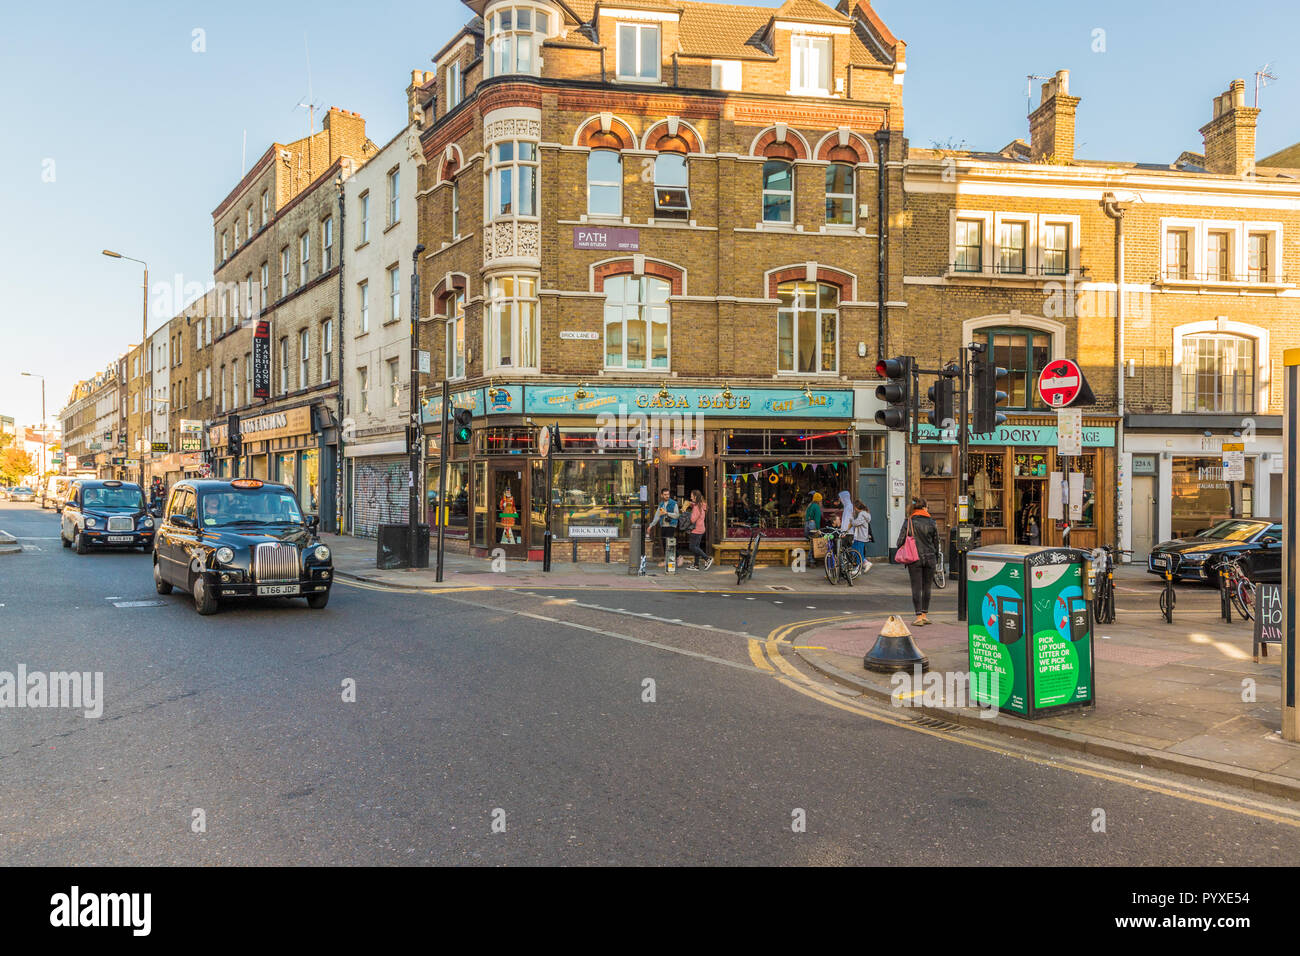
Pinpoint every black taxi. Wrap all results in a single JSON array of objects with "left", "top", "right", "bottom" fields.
[
  {"left": 152, "top": 478, "right": 333, "bottom": 615},
  {"left": 60, "top": 479, "right": 155, "bottom": 553}
]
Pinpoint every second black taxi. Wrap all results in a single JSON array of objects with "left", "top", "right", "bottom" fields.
[{"left": 153, "top": 478, "right": 334, "bottom": 615}]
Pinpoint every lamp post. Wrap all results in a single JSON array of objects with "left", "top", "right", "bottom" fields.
[
  {"left": 20, "top": 372, "right": 46, "bottom": 477},
  {"left": 102, "top": 250, "right": 149, "bottom": 491}
]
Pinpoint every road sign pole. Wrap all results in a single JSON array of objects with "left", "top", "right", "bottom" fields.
[{"left": 1282, "top": 349, "right": 1299, "bottom": 741}]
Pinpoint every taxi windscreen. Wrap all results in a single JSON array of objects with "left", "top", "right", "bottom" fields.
[
  {"left": 83, "top": 486, "right": 145, "bottom": 510},
  {"left": 200, "top": 489, "right": 303, "bottom": 527}
]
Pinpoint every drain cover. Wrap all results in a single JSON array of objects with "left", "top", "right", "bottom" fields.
[
  {"left": 910, "top": 715, "right": 962, "bottom": 732},
  {"left": 768, "top": 585, "right": 793, "bottom": 591}
]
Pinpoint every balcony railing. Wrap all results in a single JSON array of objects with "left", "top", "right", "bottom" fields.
[
  {"left": 948, "top": 261, "right": 1086, "bottom": 279},
  {"left": 1159, "top": 268, "right": 1290, "bottom": 284}
]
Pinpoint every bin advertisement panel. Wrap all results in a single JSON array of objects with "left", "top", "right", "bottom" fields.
[
  {"left": 1027, "top": 556, "right": 1092, "bottom": 709},
  {"left": 966, "top": 556, "right": 1027, "bottom": 716}
]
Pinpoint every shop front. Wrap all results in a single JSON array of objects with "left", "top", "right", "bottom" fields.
[
  {"left": 206, "top": 404, "right": 333, "bottom": 521},
  {"left": 420, "top": 383, "right": 858, "bottom": 563},
  {"left": 917, "top": 417, "right": 1118, "bottom": 552}
]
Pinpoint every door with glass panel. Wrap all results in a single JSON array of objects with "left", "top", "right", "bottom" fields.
[{"left": 490, "top": 464, "right": 528, "bottom": 558}]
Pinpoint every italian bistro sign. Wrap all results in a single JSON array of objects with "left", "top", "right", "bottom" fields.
[{"left": 208, "top": 406, "right": 311, "bottom": 447}]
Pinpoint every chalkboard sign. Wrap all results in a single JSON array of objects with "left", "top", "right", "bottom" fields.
[{"left": 1254, "top": 583, "right": 1283, "bottom": 663}]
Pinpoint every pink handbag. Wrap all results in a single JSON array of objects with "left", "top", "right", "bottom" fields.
[{"left": 894, "top": 517, "right": 919, "bottom": 564}]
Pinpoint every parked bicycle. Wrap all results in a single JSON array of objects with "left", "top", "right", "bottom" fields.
[
  {"left": 821, "top": 527, "right": 861, "bottom": 586},
  {"left": 1220, "top": 554, "right": 1256, "bottom": 621},
  {"left": 1089, "top": 545, "right": 1132, "bottom": 625},
  {"left": 735, "top": 522, "right": 762, "bottom": 585},
  {"left": 933, "top": 540, "right": 947, "bottom": 589}
]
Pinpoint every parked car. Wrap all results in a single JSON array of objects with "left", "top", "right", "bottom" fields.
[
  {"left": 1147, "top": 518, "right": 1282, "bottom": 584},
  {"left": 9, "top": 486, "right": 35, "bottom": 503},
  {"left": 41, "top": 475, "right": 72, "bottom": 511},
  {"left": 60, "top": 479, "right": 155, "bottom": 554},
  {"left": 152, "top": 478, "right": 333, "bottom": 615}
]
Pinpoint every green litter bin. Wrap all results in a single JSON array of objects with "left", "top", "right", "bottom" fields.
[{"left": 965, "top": 544, "right": 1094, "bottom": 719}]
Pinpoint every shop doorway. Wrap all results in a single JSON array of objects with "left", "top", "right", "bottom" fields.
[
  {"left": 490, "top": 464, "right": 528, "bottom": 557},
  {"left": 857, "top": 470, "right": 887, "bottom": 558},
  {"left": 1131, "top": 475, "right": 1157, "bottom": 559},
  {"left": 1013, "top": 479, "right": 1044, "bottom": 545}
]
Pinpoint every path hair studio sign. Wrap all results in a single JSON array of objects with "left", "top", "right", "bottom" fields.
[{"left": 573, "top": 227, "right": 639, "bottom": 251}]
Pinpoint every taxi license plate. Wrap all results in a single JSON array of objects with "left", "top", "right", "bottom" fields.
[
  {"left": 108, "top": 535, "right": 133, "bottom": 543},
  {"left": 257, "top": 584, "right": 300, "bottom": 596}
]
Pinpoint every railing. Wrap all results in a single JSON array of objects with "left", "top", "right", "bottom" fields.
[
  {"left": 949, "top": 262, "right": 1085, "bottom": 278},
  {"left": 1158, "top": 269, "right": 1290, "bottom": 284}
]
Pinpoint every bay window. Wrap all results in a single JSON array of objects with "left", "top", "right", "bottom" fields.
[
  {"left": 488, "top": 5, "right": 550, "bottom": 76},
  {"left": 487, "top": 140, "right": 538, "bottom": 219},
  {"left": 603, "top": 275, "right": 670, "bottom": 370},
  {"left": 777, "top": 281, "right": 837, "bottom": 373},
  {"left": 485, "top": 274, "right": 539, "bottom": 371}
]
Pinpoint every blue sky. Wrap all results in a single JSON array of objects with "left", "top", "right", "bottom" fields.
[{"left": 1, "top": 0, "right": 1295, "bottom": 429}]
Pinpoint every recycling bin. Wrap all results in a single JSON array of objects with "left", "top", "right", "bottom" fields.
[{"left": 965, "top": 544, "right": 1094, "bottom": 719}]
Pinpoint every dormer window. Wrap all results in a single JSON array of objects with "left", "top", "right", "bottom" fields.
[
  {"left": 790, "top": 34, "right": 830, "bottom": 95},
  {"left": 487, "top": 5, "right": 551, "bottom": 76},
  {"left": 617, "top": 22, "right": 660, "bottom": 82}
]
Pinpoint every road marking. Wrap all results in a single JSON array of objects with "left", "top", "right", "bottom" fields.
[
  {"left": 750, "top": 617, "right": 1300, "bottom": 829},
  {"left": 113, "top": 600, "right": 166, "bottom": 608}
]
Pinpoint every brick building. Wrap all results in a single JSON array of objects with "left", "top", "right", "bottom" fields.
[
  {"left": 59, "top": 365, "right": 118, "bottom": 477},
  {"left": 206, "top": 109, "right": 377, "bottom": 528},
  {"left": 902, "top": 72, "right": 1299, "bottom": 558},
  {"left": 415, "top": 0, "right": 908, "bottom": 562}
]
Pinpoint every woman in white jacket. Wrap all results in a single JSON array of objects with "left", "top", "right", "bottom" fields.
[{"left": 850, "top": 497, "right": 873, "bottom": 566}]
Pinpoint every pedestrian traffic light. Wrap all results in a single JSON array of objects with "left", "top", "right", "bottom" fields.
[
  {"left": 927, "top": 377, "right": 956, "bottom": 430},
  {"left": 874, "top": 357, "right": 912, "bottom": 431},
  {"left": 971, "top": 357, "right": 1009, "bottom": 434},
  {"left": 452, "top": 407, "right": 472, "bottom": 444}
]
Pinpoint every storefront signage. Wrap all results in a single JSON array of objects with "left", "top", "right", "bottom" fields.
[
  {"left": 1132, "top": 455, "right": 1158, "bottom": 475},
  {"left": 253, "top": 321, "right": 271, "bottom": 398},
  {"left": 572, "top": 227, "right": 639, "bottom": 251},
  {"left": 523, "top": 385, "right": 853, "bottom": 419},
  {"left": 89, "top": 442, "right": 102, "bottom": 451},
  {"left": 151, "top": 442, "right": 169, "bottom": 453},
  {"left": 420, "top": 386, "right": 521, "bottom": 424},
  {"left": 568, "top": 525, "right": 619, "bottom": 538},
  {"left": 208, "top": 406, "right": 311, "bottom": 447},
  {"left": 919, "top": 423, "right": 1115, "bottom": 448}
]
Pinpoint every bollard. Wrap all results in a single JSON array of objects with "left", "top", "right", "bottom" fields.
[
  {"left": 864, "top": 614, "right": 929, "bottom": 673},
  {"left": 628, "top": 522, "right": 643, "bottom": 575},
  {"left": 572, "top": 539, "right": 578, "bottom": 563},
  {"left": 665, "top": 533, "right": 676, "bottom": 575},
  {"left": 605, "top": 536, "right": 611, "bottom": 563}
]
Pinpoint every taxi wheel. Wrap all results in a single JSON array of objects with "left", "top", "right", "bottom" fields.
[
  {"left": 306, "top": 590, "right": 330, "bottom": 610},
  {"left": 75, "top": 531, "right": 88, "bottom": 555},
  {"left": 192, "top": 574, "right": 219, "bottom": 615},
  {"left": 61, "top": 529, "right": 70, "bottom": 549},
  {"left": 153, "top": 559, "right": 173, "bottom": 595}
]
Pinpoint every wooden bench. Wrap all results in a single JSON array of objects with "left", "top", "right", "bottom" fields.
[{"left": 712, "top": 540, "right": 804, "bottom": 568}]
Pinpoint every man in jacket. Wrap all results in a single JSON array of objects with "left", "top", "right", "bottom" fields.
[{"left": 896, "top": 496, "right": 941, "bottom": 625}]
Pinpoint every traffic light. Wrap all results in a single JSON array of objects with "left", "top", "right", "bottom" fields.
[
  {"left": 927, "top": 377, "right": 956, "bottom": 430},
  {"left": 971, "top": 357, "right": 1009, "bottom": 434},
  {"left": 452, "top": 407, "right": 472, "bottom": 444},
  {"left": 228, "top": 431, "right": 242, "bottom": 457},
  {"left": 874, "top": 357, "right": 911, "bottom": 431}
]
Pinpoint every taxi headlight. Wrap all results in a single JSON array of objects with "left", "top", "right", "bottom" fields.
[
  {"left": 215, "top": 547, "right": 235, "bottom": 565},
  {"left": 85, "top": 517, "right": 98, "bottom": 528},
  {"left": 314, "top": 545, "right": 331, "bottom": 562},
  {"left": 142, "top": 516, "right": 154, "bottom": 528}
]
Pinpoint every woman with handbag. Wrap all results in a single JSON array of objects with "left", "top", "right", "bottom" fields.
[
  {"left": 686, "top": 490, "right": 712, "bottom": 570},
  {"left": 895, "top": 496, "right": 940, "bottom": 626}
]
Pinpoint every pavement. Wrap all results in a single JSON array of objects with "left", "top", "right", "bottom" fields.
[
  {"left": 0, "top": 530, "right": 20, "bottom": 555},
  {"left": 323, "top": 530, "right": 1300, "bottom": 800}
]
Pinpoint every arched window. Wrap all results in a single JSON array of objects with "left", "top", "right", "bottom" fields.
[
  {"left": 1180, "top": 334, "right": 1256, "bottom": 414},
  {"left": 653, "top": 153, "right": 690, "bottom": 217},
  {"left": 445, "top": 292, "right": 466, "bottom": 380},
  {"left": 777, "top": 281, "right": 837, "bottom": 373},
  {"left": 825, "top": 163, "right": 854, "bottom": 226},
  {"left": 763, "top": 161, "right": 793, "bottom": 223},
  {"left": 604, "top": 276, "right": 670, "bottom": 370},
  {"left": 587, "top": 150, "right": 622, "bottom": 217}
]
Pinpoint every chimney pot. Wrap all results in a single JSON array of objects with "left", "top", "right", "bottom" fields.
[
  {"left": 1029, "top": 68, "right": 1080, "bottom": 163},
  {"left": 1200, "top": 79, "right": 1259, "bottom": 176}
]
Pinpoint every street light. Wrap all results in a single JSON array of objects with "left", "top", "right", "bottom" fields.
[
  {"left": 20, "top": 372, "right": 46, "bottom": 478},
  {"left": 103, "top": 249, "right": 149, "bottom": 490}
]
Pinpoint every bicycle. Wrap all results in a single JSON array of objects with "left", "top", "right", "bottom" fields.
[
  {"left": 1089, "top": 545, "right": 1132, "bottom": 625},
  {"left": 1221, "top": 555, "right": 1256, "bottom": 621},
  {"left": 735, "top": 523, "right": 761, "bottom": 585},
  {"left": 821, "top": 528, "right": 861, "bottom": 586}
]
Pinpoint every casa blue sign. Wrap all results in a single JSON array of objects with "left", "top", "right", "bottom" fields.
[
  {"left": 419, "top": 385, "right": 522, "bottom": 424},
  {"left": 523, "top": 384, "right": 854, "bottom": 419},
  {"left": 918, "top": 422, "right": 1115, "bottom": 447}
]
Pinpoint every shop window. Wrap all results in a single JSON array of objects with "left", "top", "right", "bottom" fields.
[
  {"left": 825, "top": 163, "right": 855, "bottom": 226},
  {"left": 550, "top": 459, "right": 639, "bottom": 537},
  {"left": 981, "top": 327, "right": 1051, "bottom": 410},
  {"left": 426, "top": 460, "right": 469, "bottom": 537},
  {"left": 859, "top": 434, "right": 886, "bottom": 470},
  {"left": 1074, "top": 455, "right": 1096, "bottom": 529},
  {"left": 473, "top": 461, "right": 489, "bottom": 546},
  {"left": 724, "top": 431, "right": 766, "bottom": 454},
  {"left": 777, "top": 280, "right": 838, "bottom": 374},
  {"left": 604, "top": 275, "right": 670, "bottom": 370},
  {"left": 920, "top": 449, "right": 954, "bottom": 477},
  {"left": 762, "top": 161, "right": 794, "bottom": 224},
  {"left": 967, "top": 452, "right": 1004, "bottom": 529},
  {"left": 1180, "top": 334, "right": 1255, "bottom": 414},
  {"left": 485, "top": 274, "right": 539, "bottom": 371},
  {"left": 477, "top": 426, "right": 536, "bottom": 455},
  {"left": 723, "top": 459, "right": 850, "bottom": 539},
  {"left": 587, "top": 150, "right": 622, "bottom": 218},
  {"left": 1170, "top": 457, "right": 1255, "bottom": 539}
]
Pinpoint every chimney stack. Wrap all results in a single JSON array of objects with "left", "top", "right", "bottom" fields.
[
  {"left": 1199, "top": 79, "right": 1259, "bottom": 177},
  {"left": 1028, "top": 70, "right": 1080, "bottom": 163},
  {"left": 407, "top": 70, "right": 436, "bottom": 128}
]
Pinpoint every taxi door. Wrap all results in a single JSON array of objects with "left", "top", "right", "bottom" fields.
[{"left": 158, "top": 487, "right": 196, "bottom": 586}]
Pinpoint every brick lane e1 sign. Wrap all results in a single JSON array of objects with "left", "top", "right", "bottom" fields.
[{"left": 573, "top": 226, "right": 639, "bottom": 251}]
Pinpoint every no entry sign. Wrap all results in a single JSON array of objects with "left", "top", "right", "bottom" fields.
[{"left": 1037, "top": 359, "right": 1083, "bottom": 407}]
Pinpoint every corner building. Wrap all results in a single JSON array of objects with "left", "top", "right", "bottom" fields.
[{"left": 417, "top": 0, "right": 907, "bottom": 561}]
